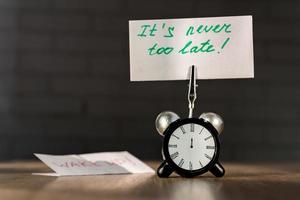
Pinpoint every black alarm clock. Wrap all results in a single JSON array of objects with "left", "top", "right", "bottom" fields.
[{"left": 155, "top": 65, "right": 225, "bottom": 178}]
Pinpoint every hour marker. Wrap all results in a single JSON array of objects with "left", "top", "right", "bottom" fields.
[
  {"left": 178, "top": 158, "right": 184, "bottom": 167},
  {"left": 170, "top": 152, "right": 179, "bottom": 159},
  {"left": 204, "top": 135, "right": 212, "bottom": 141},
  {"left": 180, "top": 126, "right": 186, "bottom": 134},
  {"left": 190, "top": 124, "right": 194, "bottom": 132},
  {"left": 199, "top": 161, "right": 203, "bottom": 168},
  {"left": 168, "top": 144, "right": 177, "bottom": 148},
  {"left": 198, "top": 127, "right": 204, "bottom": 135},
  {"left": 189, "top": 161, "right": 193, "bottom": 170},
  {"left": 172, "top": 134, "right": 179, "bottom": 139},
  {"left": 205, "top": 154, "right": 212, "bottom": 160},
  {"left": 206, "top": 145, "right": 215, "bottom": 149}
]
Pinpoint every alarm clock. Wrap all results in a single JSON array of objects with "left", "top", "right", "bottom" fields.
[{"left": 155, "top": 66, "right": 225, "bottom": 178}]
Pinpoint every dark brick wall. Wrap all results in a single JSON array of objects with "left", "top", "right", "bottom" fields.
[{"left": 0, "top": 0, "right": 299, "bottom": 161}]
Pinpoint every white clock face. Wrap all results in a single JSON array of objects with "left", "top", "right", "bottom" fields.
[{"left": 168, "top": 123, "right": 216, "bottom": 171}]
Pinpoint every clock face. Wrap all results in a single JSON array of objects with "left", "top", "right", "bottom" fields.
[{"left": 167, "top": 122, "right": 216, "bottom": 171}]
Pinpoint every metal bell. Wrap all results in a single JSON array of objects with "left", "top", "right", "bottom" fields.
[
  {"left": 199, "top": 112, "right": 224, "bottom": 134},
  {"left": 155, "top": 111, "right": 180, "bottom": 136}
]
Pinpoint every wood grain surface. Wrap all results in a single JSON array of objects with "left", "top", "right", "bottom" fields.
[{"left": 0, "top": 161, "right": 299, "bottom": 200}]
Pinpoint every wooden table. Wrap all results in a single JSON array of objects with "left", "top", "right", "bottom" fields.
[{"left": 0, "top": 161, "right": 299, "bottom": 200}]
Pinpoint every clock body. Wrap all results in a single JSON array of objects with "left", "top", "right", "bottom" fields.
[{"left": 162, "top": 118, "right": 220, "bottom": 177}]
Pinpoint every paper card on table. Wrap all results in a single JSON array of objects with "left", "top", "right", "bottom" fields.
[
  {"left": 129, "top": 15, "right": 254, "bottom": 81},
  {"left": 33, "top": 151, "right": 154, "bottom": 176}
]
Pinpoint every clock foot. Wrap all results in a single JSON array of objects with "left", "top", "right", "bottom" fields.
[
  {"left": 210, "top": 162, "right": 225, "bottom": 177},
  {"left": 157, "top": 161, "right": 173, "bottom": 178}
]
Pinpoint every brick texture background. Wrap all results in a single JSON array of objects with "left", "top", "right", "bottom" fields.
[{"left": 0, "top": 0, "right": 299, "bottom": 161}]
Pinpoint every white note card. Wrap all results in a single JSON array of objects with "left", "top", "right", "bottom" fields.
[
  {"left": 129, "top": 15, "right": 254, "bottom": 81},
  {"left": 33, "top": 151, "right": 154, "bottom": 176}
]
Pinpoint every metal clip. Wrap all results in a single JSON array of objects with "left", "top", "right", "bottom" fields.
[{"left": 188, "top": 65, "right": 197, "bottom": 118}]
